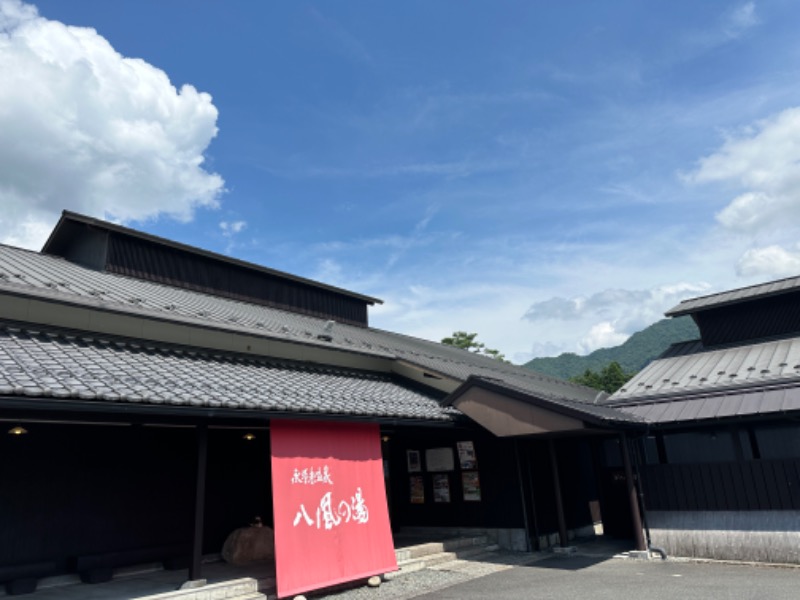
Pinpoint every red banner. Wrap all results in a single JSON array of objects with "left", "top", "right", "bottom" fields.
[{"left": 271, "top": 420, "right": 397, "bottom": 598}]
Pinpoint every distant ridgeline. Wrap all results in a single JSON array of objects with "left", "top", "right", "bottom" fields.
[{"left": 523, "top": 316, "right": 699, "bottom": 380}]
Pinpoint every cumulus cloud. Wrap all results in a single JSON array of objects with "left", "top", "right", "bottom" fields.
[
  {"left": 523, "top": 283, "right": 709, "bottom": 354},
  {"left": 220, "top": 220, "right": 247, "bottom": 237},
  {"left": 687, "top": 107, "right": 800, "bottom": 236},
  {"left": 0, "top": 0, "right": 224, "bottom": 249},
  {"left": 524, "top": 284, "right": 707, "bottom": 328},
  {"left": 577, "top": 322, "right": 629, "bottom": 355},
  {"left": 685, "top": 106, "right": 800, "bottom": 279},
  {"left": 737, "top": 245, "right": 800, "bottom": 278}
]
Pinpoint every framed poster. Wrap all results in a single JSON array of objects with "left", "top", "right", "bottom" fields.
[
  {"left": 432, "top": 474, "right": 451, "bottom": 503},
  {"left": 462, "top": 471, "right": 481, "bottom": 502},
  {"left": 409, "top": 475, "right": 425, "bottom": 504},
  {"left": 407, "top": 450, "right": 422, "bottom": 473},
  {"left": 425, "top": 447, "right": 455, "bottom": 472},
  {"left": 457, "top": 441, "right": 477, "bottom": 469}
]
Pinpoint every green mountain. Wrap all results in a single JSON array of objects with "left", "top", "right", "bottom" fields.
[{"left": 523, "top": 316, "right": 699, "bottom": 380}]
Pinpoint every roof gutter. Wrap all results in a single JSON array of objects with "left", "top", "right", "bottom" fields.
[{"left": 0, "top": 396, "right": 460, "bottom": 428}]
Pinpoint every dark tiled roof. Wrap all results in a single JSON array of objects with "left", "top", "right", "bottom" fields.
[
  {"left": 666, "top": 275, "right": 800, "bottom": 317},
  {"left": 0, "top": 243, "right": 610, "bottom": 419},
  {"left": 0, "top": 322, "right": 457, "bottom": 421},
  {"left": 606, "top": 336, "right": 800, "bottom": 424}
]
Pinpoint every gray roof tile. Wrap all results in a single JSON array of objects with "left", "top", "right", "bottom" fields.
[
  {"left": 0, "top": 243, "right": 611, "bottom": 419},
  {"left": 0, "top": 321, "right": 457, "bottom": 421}
]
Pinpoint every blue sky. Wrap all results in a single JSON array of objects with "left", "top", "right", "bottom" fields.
[{"left": 2, "top": 1, "right": 800, "bottom": 363}]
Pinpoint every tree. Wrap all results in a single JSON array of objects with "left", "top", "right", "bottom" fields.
[
  {"left": 441, "top": 331, "right": 508, "bottom": 363},
  {"left": 569, "top": 361, "right": 633, "bottom": 394}
]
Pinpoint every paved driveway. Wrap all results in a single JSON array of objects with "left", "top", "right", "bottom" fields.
[{"left": 412, "top": 555, "right": 800, "bottom": 600}]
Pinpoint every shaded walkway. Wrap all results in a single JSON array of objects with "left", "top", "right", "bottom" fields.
[{"left": 2, "top": 536, "right": 639, "bottom": 599}]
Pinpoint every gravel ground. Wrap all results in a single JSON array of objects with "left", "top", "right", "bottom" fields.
[
  {"left": 314, "top": 549, "right": 800, "bottom": 600},
  {"left": 318, "top": 569, "right": 472, "bottom": 600},
  {"left": 316, "top": 551, "right": 544, "bottom": 600}
]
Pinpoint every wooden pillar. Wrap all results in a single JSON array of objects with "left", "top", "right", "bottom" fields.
[
  {"left": 548, "top": 438, "right": 568, "bottom": 547},
  {"left": 189, "top": 423, "right": 208, "bottom": 581},
  {"left": 514, "top": 440, "right": 532, "bottom": 552},
  {"left": 619, "top": 432, "right": 646, "bottom": 552},
  {"left": 524, "top": 445, "right": 541, "bottom": 551}
]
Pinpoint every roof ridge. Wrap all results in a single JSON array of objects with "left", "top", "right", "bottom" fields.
[{"left": 0, "top": 319, "right": 391, "bottom": 379}]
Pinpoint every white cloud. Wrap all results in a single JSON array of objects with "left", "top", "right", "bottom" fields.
[
  {"left": 682, "top": 104, "right": 800, "bottom": 284},
  {"left": 220, "top": 220, "right": 247, "bottom": 236},
  {"left": 688, "top": 106, "right": 800, "bottom": 235},
  {"left": 0, "top": 0, "right": 224, "bottom": 250},
  {"left": 513, "top": 282, "right": 711, "bottom": 357},
  {"left": 219, "top": 220, "right": 247, "bottom": 254},
  {"left": 723, "top": 2, "right": 759, "bottom": 39},
  {"left": 523, "top": 283, "right": 708, "bottom": 333},
  {"left": 716, "top": 191, "right": 778, "bottom": 231},
  {"left": 681, "top": 1, "right": 760, "bottom": 53},
  {"left": 578, "top": 322, "right": 629, "bottom": 355},
  {"left": 737, "top": 245, "right": 800, "bottom": 278}
]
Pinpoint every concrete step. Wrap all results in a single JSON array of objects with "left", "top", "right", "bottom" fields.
[
  {"left": 394, "top": 535, "right": 489, "bottom": 561},
  {"left": 254, "top": 536, "right": 498, "bottom": 594},
  {"left": 386, "top": 543, "right": 500, "bottom": 579},
  {"left": 135, "top": 577, "right": 262, "bottom": 599}
]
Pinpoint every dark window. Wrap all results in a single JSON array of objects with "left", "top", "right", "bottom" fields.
[
  {"left": 736, "top": 429, "right": 754, "bottom": 460},
  {"left": 754, "top": 424, "right": 800, "bottom": 459},
  {"left": 602, "top": 438, "right": 622, "bottom": 467},
  {"left": 663, "top": 431, "right": 736, "bottom": 464},
  {"left": 642, "top": 436, "right": 660, "bottom": 465}
]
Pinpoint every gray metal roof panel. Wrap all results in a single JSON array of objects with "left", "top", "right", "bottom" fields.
[
  {"left": 616, "top": 386, "right": 800, "bottom": 424},
  {"left": 0, "top": 243, "right": 611, "bottom": 412},
  {"left": 607, "top": 334, "right": 800, "bottom": 424},
  {"left": 666, "top": 275, "right": 800, "bottom": 317},
  {"left": 610, "top": 336, "right": 800, "bottom": 402}
]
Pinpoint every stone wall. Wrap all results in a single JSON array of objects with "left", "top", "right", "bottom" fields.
[
  {"left": 398, "top": 525, "right": 597, "bottom": 552},
  {"left": 647, "top": 510, "right": 800, "bottom": 564}
]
